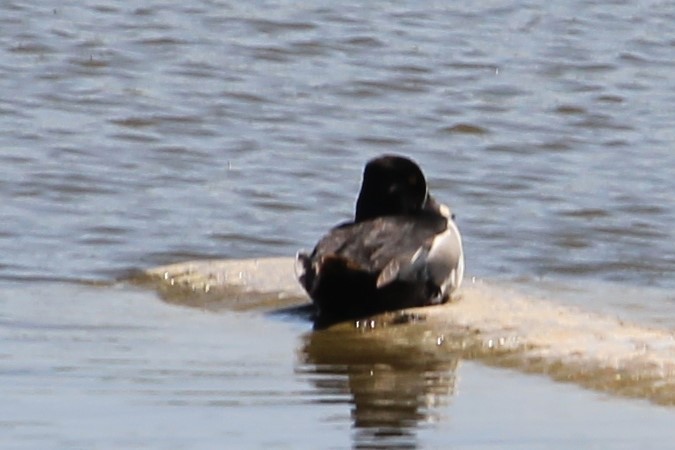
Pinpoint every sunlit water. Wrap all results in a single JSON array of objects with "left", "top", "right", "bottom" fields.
[{"left": 2, "top": 0, "right": 675, "bottom": 448}]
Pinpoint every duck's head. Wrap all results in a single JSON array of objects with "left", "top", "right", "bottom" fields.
[{"left": 355, "top": 155, "right": 445, "bottom": 222}]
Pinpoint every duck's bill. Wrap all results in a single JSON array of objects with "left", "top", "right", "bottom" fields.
[{"left": 423, "top": 194, "right": 453, "bottom": 219}]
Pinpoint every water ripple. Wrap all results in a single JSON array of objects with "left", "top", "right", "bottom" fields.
[{"left": 0, "top": 0, "right": 673, "bottom": 291}]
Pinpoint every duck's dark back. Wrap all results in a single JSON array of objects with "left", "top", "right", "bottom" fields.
[
  {"left": 312, "top": 213, "right": 447, "bottom": 273},
  {"left": 298, "top": 213, "right": 449, "bottom": 327}
]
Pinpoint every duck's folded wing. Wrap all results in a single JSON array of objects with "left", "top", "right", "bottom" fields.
[
  {"left": 376, "top": 218, "right": 464, "bottom": 297},
  {"left": 305, "top": 215, "right": 444, "bottom": 272}
]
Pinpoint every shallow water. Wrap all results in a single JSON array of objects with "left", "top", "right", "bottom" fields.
[
  {"left": 2, "top": 0, "right": 675, "bottom": 448},
  {"left": 3, "top": 282, "right": 675, "bottom": 450}
]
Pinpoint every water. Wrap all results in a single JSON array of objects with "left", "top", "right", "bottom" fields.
[{"left": 2, "top": 0, "right": 675, "bottom": 448}]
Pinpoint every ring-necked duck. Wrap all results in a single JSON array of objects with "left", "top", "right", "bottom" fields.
[{"left": 296, "top": 155, "right": 464, "bottom": 328}]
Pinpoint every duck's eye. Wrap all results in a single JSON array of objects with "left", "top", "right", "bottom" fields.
[{"left": 408, "top": 175, "right": 419, "bottom": 186}]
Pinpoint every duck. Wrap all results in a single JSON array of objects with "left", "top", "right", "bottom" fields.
[{"left": 296, "top": 154, "right": 464, "bottom": 328}]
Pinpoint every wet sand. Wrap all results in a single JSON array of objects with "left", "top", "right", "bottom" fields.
[{"left": 144, "top": 257, "right": 675, "bottom": 406}]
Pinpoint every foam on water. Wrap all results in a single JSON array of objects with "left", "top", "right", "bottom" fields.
[{"left": 143, "top": 257, "right": 675, "bottom": 405}]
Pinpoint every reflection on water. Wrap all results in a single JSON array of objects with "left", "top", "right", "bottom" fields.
[
  {"left": 143, "top": 257, "right": 675, "bottom": 408},
  {"left": 299, "top": 321, "right": 459, "bottom": 449}
]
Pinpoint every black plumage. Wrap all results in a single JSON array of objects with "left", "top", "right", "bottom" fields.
[{"left": 296, "top": 155, "right": 464, "bottom": 328}]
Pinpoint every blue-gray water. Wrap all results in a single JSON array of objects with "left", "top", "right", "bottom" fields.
[{"left": 2, "top": 1, "right": 675, "bottom": 448}]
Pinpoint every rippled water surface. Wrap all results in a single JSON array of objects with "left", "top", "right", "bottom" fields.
[{"left": 2, "top": 0, "right": 675, "bottom": 448}]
